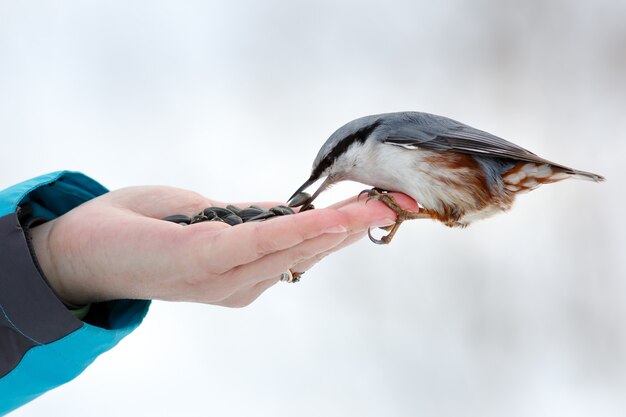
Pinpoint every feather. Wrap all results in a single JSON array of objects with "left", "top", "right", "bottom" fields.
[{"left": 381, "top": 112, "right": 604, "bottom": 182}]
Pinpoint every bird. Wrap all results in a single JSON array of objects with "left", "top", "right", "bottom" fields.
[{"left": 287, "top": 111, "right": 605, "bottom": 244}]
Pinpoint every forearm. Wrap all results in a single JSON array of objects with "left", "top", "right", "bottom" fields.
[{"left": 0, "top": 172, "right": 150, "bottom": 414}]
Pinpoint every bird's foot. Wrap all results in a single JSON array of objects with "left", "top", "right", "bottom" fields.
[
  {"left": 362, "top": 188, "right": 432, "bottom": 244},
  {"left": 358, "top": 187, "right": 389, "bottom": 201}
]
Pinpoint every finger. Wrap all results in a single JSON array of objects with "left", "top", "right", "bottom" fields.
[
  {"left": 216, "top": 276, "right": 280, "bottom": 308},
  {"left": 332, "top": 192, "right": 418, "bottom": 213},
  {"left": 290, "top": 230, "right": 366, "bottom": 274},
  {"left": 194, "top": 208, "right": 352, "bottom": 271},
  {"left": 224, "top": 230, "right": 350, "bottom": 286}
]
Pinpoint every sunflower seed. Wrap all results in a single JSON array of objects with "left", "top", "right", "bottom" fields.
[
  {"left": 239, "top": 207, "right": 265, "bottom": 221},
  {"left": 222, "top": 214, "right": 244, "bottom": 226},
  {"left": 204, "top": 207, "right": 234, "bottom": 218},
  {"left": 288, "top": 192, "right": 311, "bottom": 207},
  {"left": 202, "top": 209, "right": 218, "bottom": 220},
  {"left": 246, "top": 211, "right": 276, "bottom": 222},
  {"left": 270, "top": 205, "right": 295, "bottom": 216},
  {"left": 191, "top": 214, "right": 210, "bottom": 224},
  {"left": 226, "top": 205, "right": 242, "bottom": 215},
  {"left": 162, "top": 214, "right": 191, "bottom": 224}
]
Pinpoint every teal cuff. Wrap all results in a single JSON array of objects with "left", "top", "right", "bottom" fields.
[{"left": 0, "top": 171, "right": 151, "bottom": 415}]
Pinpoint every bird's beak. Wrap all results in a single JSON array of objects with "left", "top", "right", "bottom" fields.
[
  {"left": 287, "top": 176, "right": 317, "bottom": 206},
  {"left": 288, "top": 175, "right": 332, "bottom": 207}
]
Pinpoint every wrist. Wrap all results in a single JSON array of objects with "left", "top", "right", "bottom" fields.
[{"left": 30, "top": 220, "right": 88, "bottom": 307}]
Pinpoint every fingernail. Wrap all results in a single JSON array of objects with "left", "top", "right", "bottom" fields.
[
  {"left": 370, "top": 218, "right": 395, "bottom": 228},
  {"left": 323, "top": 225, "right": 348, "bottom": 234}
]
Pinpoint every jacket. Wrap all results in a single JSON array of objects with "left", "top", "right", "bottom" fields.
[{"left": 0, "top": 171, "right": 150, "bottom": 415}]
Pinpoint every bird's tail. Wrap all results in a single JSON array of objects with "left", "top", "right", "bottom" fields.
[{"left": 564, "top": 168, "right": 605, "bottom": 182}]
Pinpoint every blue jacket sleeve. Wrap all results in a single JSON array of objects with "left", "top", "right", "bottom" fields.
[{"left": 0, "top": 171, "right": 150, "bottom": 415}]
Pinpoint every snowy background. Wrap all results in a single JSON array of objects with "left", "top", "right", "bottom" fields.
[{"left": 1, "top": 1, "right": 624, "bottom": 416}]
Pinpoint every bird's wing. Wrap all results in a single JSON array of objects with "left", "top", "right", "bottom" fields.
[
  {"left": 382, "top": 112, "right": 557, "bottom": 166},
  {"left": 379, "top": 112, "right": 604, "bottom": 181}
]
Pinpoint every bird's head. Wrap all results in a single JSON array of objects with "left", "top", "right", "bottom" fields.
[{"left": 288, "top": 115, "right": 384, "bottom": 208}]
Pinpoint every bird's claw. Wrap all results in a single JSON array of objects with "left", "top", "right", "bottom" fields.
[
  {"left": 361, "top": 188, "right": 432, "bottom": 244},
  {"left": 367, "top": 227, "right": 392, "bottom": 245},
  {"left": 358, "top": 187, "right": 388, "bottom": 203},
  {"left": 358, "top": 189, "right": 371, "bottom": 202}
]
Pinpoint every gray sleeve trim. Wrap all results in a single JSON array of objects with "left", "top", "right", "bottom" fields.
[{"left": 0, "top": 213, "right": 82, "bottom": 377}]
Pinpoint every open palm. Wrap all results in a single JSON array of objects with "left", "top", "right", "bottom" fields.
[{"left": 30, "top": 186, "right": 416, "bottom": 307}]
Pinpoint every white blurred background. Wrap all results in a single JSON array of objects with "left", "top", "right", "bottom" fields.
[{"left": 1, "top": 1, "right": 624, "bottom": 416}]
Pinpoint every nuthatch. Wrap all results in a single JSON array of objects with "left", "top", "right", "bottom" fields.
[{"left": 288, "top": 112, "right": 604, "bottom": 244}]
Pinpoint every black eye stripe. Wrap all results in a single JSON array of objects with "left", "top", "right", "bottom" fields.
[{"left": 312, "top": 120, "right": 382, "bottom": 179}]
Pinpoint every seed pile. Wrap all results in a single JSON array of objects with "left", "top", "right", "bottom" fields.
[
  {"left": 161, "top": 192, "right": 313, "bottom": 226},
  {"left": 162, "top": 204, "right": 300, "bottom": 225}
]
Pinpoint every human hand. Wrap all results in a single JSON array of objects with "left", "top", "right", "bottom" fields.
[{"left": 30, "top": 186, "right": 417, "bottom": 307}]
